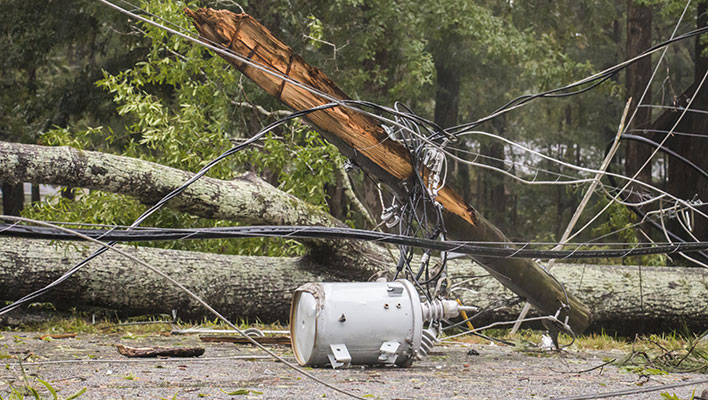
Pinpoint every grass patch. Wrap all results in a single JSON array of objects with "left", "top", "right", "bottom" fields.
[
  {"left": 446, "top": 328, "right": 634, "bottom": 351},
  {"left": 446, "top": 327, "right": 707, "bottom": 373},
  {"left": 1, "top": 314, "right": 287, "bottom": 337}
]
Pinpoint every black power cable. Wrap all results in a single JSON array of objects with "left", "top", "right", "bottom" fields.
[{"left": 4, "top": 223, "right": 708, "bottom": 259}]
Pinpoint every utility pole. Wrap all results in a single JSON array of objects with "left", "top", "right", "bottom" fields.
[{"left": 185, "top": 8, "right": 591, "bottom": 334}]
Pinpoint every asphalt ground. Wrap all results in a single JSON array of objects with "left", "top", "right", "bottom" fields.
[{"left": 1, "top": 331, "right": 706, "bottom": 399}]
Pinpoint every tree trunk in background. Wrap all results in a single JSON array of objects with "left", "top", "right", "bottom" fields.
[
  {"left": 624, "top": 0, "right": 653, "bottom": 185},
  {"left": 1, "top": 182, "right": 24, "bottom": 216},
  {"left": 433, "top": 47, "right": 460, "bottom": 130},
  {"left": 648, "top": 4, "right": 708, "bottom": 249},
  {"left": 31, "top": 183, "right": 40, "bottom": 203},
  {"left": 477, "top": 117, "right": 506, "bottom": 230},
  {"left": 325, "top": 172, "right": 345, "bottom": 221},
  {"left": 665, "top": 2, "right": 708, "bottom": 243},
  {"left": 432, "top": 34, "right": 473, "bottom": 202}
]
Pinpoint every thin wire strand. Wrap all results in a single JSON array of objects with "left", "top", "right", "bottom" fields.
[{"left": 566, "top": 68, "right": 708, "bottom": 243}]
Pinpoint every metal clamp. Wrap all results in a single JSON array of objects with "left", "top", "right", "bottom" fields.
[
  {"left": 377, "top": 341, "right": 400, "bottom": 365},
  {"left": 327, "top": 344, "right": 351, "bottom": 369}
]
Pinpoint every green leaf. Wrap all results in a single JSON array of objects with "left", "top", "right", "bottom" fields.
[
  {"left": 36, "top": 378, "right": 58, "bottom": 400},
  {"left": 65, "top": 388, "right": 87, "bottom": 400},
  {"left": 220, "top": 388, "right": 263, "bottom": 396},
  {"left": 221, "top": 389, "right": 251, "bottom": 395}
]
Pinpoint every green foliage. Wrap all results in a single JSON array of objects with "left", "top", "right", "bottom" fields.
[
  {"left": 306, "top": 15, "right": 325, "bottom": 49},
  {"left": 24, "top": 0, "right": 344, "bottom": 257},
  {"left": 1, "top": 376, "right": 85, "bottom": 400},
  {"left": 660, "top": 391, "right": 696, "bottom": 400},
  {"left": 244, "top": 127, "right": 341, "bottom": 209},
  {"left": 617, "top": 331, "right": 708, "bottom": 374},
  {"left": 220, "top": 388, "right": 263, "bottom": 396},
  {"left": 590, "top": 196, "right": 668, "bottom": 266},
  {"left": 7, "top": 0, "right": 702, "bottom": 264}
]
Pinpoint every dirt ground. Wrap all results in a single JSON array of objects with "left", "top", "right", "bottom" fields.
[{"left": 1, "top": 331, "right": 706, "bottom": 400}]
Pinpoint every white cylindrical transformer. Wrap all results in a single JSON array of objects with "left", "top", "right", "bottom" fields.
[{"left": 290, "top": 280, "right": 424, "bottom": 368}]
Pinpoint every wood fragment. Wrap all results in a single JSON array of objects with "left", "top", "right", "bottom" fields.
[
  {"left": 199, "top": 335, "right": 291, "bottom": 345},
  {"left": 38, "top": 333, "right": 77, "bottom": 340},
  {"left": 116, "top": 344, "right": 205, "bottom": 358}
]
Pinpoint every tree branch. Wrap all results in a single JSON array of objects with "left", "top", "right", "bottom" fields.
[{"left": 0, "top": 141, "right": 388, "bottom": 278}]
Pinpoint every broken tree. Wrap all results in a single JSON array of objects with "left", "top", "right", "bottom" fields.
[
  {"left": 184, "top": 8, "right": 591, "bottom": 333},
  {"left": 0, "top": 142, "right": 704, "bottom": 333}
]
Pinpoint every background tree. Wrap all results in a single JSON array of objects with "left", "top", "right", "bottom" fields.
[
  {"left": 2, "top": 0, "right": 706, "bottom": 268},
  {"left": 0, "top": 0, "right": 145, "bottom": 214}
]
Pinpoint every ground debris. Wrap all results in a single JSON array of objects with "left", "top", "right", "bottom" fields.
[
  {"left": 199, "top": 335, "right": 291, "bottom": 345},
  {"left": 116, "top": 344, "right": 205, "bottom": 358},
  {"left": 38, "top": 333, "right": 77, "bottom": 340}
]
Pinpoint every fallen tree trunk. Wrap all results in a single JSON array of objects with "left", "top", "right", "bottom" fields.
[
  {"left": 1, "top": 237, "right": 705, "bottom": 334},
  {"left": 454, "top": 263, "right": 708, "bottom": 335},
  {"left": 0, "top": 141, "right": 388, "bottom": 280},
  {"left": 184, "top": 8, "right": 591, "bottom": 333},
  {"left": 0, "top": 237, "right": 346, "bottom": 323}
]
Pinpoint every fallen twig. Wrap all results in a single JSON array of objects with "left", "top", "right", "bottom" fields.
[
  {"left": 116, "top": 344, "right": 205, "bottom": 358},
  {"left": 38, "top": 333, "right": 77, "bottom": 340},
  {"left": 199, "top": 335, "right": 291, "bottom": 345}
]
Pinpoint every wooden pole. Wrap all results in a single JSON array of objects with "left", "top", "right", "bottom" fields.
[{"left": 184, "top": 8, "right": 591, "bottom": 333}]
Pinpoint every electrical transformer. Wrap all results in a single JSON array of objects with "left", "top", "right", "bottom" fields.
[{"left": 289, "top": 280, "right": 467, "bottom": 368}]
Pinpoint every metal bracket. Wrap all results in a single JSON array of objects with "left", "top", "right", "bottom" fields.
[
  {"left": 327, "top": 344, "right": 351, "bottom": 369},
  {"left": 377, "top": 341, "right": 400, "bottom": 365},
  {"left": 386, "top": 284, "right": 404, "bottom": 297}
]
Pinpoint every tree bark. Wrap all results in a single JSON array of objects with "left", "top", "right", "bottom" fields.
[
  {"left": 116, "top": 345, "right": 205, "bottom": 358},
  {"left": 624, "top": 0, "right": 653, "bottom": 185},
  {"left": 455, "top": 262, "right": 708, "bottom": 335},
  {"left": 0, "top": 237, "right": 348, "bottom": 323},
  {"left": 30, "top": 183, "right": 40, "bottom": 203},
  {"left": 432, "top": 36, "right": 473, "bottom": 203},
  {"left": 0, "top": 141, "right": 388, "bottom": 279},
  {"left": 477, "top": 117, "right": 507, "bottom": 230},
  {"left": 184, "top": 8, "right": 591, "bottom": 333},
  {"left": 1, "top": 237, "right": 705, "bottom": 334},
  {"left": 664, "top": 2, "right": 708, "bottom": 243}
]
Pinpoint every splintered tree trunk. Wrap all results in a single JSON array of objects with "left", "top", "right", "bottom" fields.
[
  {"left": 1, "top": 237, "right": 706, "bottom": 334},
  {"left": 184, "top": 8, "right": 591, "bottom": 333}
]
